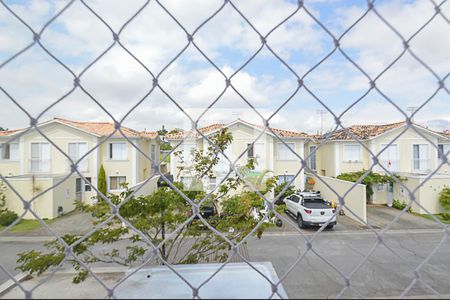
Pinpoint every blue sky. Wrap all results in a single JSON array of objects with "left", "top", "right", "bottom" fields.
[{"left": 0, "top": 0, "right": 449, "bottom": 133}]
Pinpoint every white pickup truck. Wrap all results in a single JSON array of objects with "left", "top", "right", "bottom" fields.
[{"left": 283, "top": 191, "right": 337, "bottom": 229}]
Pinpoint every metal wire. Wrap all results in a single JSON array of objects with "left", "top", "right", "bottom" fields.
[{"left": 0, "top": 0, "right": 449, "bottom": 298}]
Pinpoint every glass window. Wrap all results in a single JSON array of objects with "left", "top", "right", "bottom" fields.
[
  {"left": 247, "top": 143, "right": 254, "bottom": 158},
  {"left": 109, "top": 143, "right": 127, "bottom": 160},
  {"left": 309, "top": 146, "right": 317, "bottom": 170},
  {"left": 110, "top": 176, "right": 126, "bottom": 190},
  {"left": 151, "top": 144, "right": 157, "bottom": 162},
  {"left": 278, "top": 174, "right": 295, "bottom": 186},
  {"left": 68, "top": 142, "right": 88, "bottom": 172},
  {"left": 343, "top": 144, "right": 361, "bottom": 161},
  {"left": 1, "top": 143, "right": 19, "bottom": 160},
  {"left": 30, "top": 143, "right": 51, "bottom": 172},
  {"left": 277, "top": 143, "right": 295, "bottom": 160},
  {"left": 438, "top": 144, "right": 450, "bottom": 160},
  {"left": 85, "top": 177, "right": 92, "bottom": 192}
]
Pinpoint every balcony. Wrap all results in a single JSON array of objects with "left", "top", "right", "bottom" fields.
[
  {"left": 29, "top": 159, "right": 51, "bottom": 173},
  {"left": 412, "top": 158, "right": 431, "bottom": 173}
]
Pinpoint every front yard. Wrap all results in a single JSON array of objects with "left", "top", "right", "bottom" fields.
[{"left": 0, "top": 219, "right": 51, "bottom": 233}]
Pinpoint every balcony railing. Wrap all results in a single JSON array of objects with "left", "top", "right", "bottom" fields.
[
  {"left": 29, "top": 159, "right": 51, "bottom": 173},
  {"left": 412, "top": 158, "right": 431, "bottom": 173}
]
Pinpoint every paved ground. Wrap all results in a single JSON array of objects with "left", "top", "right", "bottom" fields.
[
  {"left": 367, "top": 205, "right": 442, "bottom": 230},
  {"left": 1, "top": 229, "right": 449, "bottom": 298}
]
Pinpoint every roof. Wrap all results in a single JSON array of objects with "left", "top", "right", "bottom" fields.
[
  {"left": 0, "top": 129, "right": 21, "bottom": 137},
  {"left": 0, "top": 118, "right": 158, "bottom": 139},
  {"left": 321, "top": 121, "right": 406, "bottom": 140},
  {"left": 320, "top": 121, "right": 449, "bottom": 141},
  {"left": 442, "top": 130, "right": 450, "bottom": 139},
  {"left": 165, "top": 119, "right": 310, "bottom": 140}
]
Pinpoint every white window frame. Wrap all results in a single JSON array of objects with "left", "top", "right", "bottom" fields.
[
  {"left": 438, "top": 144, "right": 450, "bottom": 161},
  {"left": 278, "top": 174, "right": 295, "bottom": 186},
  {"left": 108, "top": 142, "right": 128, "bottom": 161},
  {"left": 29, "top": 142, "right": 51, "bottom": 173},
  {"left": 343, "top": 144, "right": 361, "bottom": 162},
  {"left": 380, "top": 143, "right": 398, "bottom": 171},
  {"left": 277, "top": 143, "right": 296, "bottom": 161},
  {"left": 309, "top": 145, "right": 317, "bottom": 170},
  {"left": 109, "top": 176, "right": 126, "bottom": 191},
  {"left": 150, "top": 144, "right": 157, "bottom": 162},
  {"left": 0, "top": 142, "right": 19, "bottom": 161},
  {"left": 68, "top": 142, "right": 89, "bottom": 172}
]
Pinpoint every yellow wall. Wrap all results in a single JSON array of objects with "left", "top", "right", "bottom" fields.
[
  {"left": 307, "top": 173, "right": 367, "bottom": 224},
  {"left": 2, "top": 176, "right": 77, "bottom": 220},
  {"left": 394, "top": 174, "right": 450, "bottom": 214}
]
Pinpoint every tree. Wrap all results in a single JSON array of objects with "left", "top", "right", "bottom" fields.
[
  {"left": 336, "top": 170, "right": 403, "bottom": 201},
  {"left": 97, "top": 165, "right": 107, "bottom": 197},
  {"left": 0, "top": 126, "right": 6, "bottom": 131},
  {"left": 16, "top": 128, "right": 278, "bottom": 283},
  {"left": 157, "top": 125, "right": 168, "bottom": 136},
  {"left": 0, "top": 181, "right": 18, "bottom": 227},
  {"left": 439, "top": 187, "right": 450, "bottom": 220}
]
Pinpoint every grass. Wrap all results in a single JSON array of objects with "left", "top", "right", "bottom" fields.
[
  {"left": 0, "top": 219, "right": 52, "bottom": 232},
  {"left": 410, "top": 212, "right": 450, "bottom": 224}
]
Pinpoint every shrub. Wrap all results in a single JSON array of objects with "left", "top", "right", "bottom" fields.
[
  {"left": 392, "top": 199, "right": 409, "bottom": 211},
  {"left": 97, "top": 164, "right": 107, "bottom": 197},
  {"left": 441, "top": 212, "right": 450, "bottom": 221},
  {"left": 439, "top": 187, "right": 450, "bottom": 210},
  {"left": 0, "top": 210, "right": 18, "bottom": 226}
]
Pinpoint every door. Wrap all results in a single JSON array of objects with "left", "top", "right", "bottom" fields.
[
  {"left": 75, "top": 178, "right": 82, "bottom": 201},
  {"left": 381, "top": 144, "right": 398, "bottom": 171},
  {"left": 387, "top": 182, "right": 394, "bottom": 207}
]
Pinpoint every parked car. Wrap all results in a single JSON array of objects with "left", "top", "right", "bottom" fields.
[
  {"left": 187, "top": 203, "right": 219, "bottom": 227},
  {"left": 283, "top": 191, "right": 337, "bottom": 229}
]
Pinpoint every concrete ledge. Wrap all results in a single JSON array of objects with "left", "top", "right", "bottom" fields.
[{"left": 0, "top": 272, "right": 31, "bottom": 297}]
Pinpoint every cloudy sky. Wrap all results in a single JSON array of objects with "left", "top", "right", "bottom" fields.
[{"left": 0, "top": 0, "right": 449, "bottom": 134}]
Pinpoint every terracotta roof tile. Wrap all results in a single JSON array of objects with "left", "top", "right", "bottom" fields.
[
  {"left": 321, "top": 121, "right": 406, "bottom": 140},
  {"left": 442, "top": 130, "right": 450, "bottom": 138},
  {"left": 165, "top": 120, "right": 310, "bottom": 140},
  {"left": 55, "top": 118, "right": 157, "bottom": 139},
  {"left": 0, "top": 129, "right": 20, "bottom": 137}
]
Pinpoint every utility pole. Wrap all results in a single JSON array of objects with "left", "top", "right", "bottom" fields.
[{"left": 316, "top": 109, "right": 326, "bottom": 134}]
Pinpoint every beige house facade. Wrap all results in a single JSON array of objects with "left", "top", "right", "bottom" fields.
[
  {"left": 0, "top": 118, "right": 160, "bottom": 219},
  {"left": 306, "top": 122, "right": 450, "bottom": 214},
  {"left": 166, "top": 119, "right": 310, "bottom": 193}
]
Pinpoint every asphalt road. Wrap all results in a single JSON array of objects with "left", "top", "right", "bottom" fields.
[{"left": 1, "top": 228, "right": 449, "bottom": 298}]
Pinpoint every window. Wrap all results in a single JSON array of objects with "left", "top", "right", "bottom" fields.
[
  {"left": 343, "top": 144, "right": 361, "bottom": 162},
  {"left": 247, "top": 143, "right": 254, "bottom": 158},
  {"left": 30, "top": 142, "right": 51, "bottom": 172},
  {"left": 377, "top": 184, "right": 384, "bottom": 191},
  {"left": 151, "top": 144, "right": 157, "bottom": 162},
  {"left": 85, "top": 177, "right": 92, "bottom": 192},
  {"left": 413, "top": 144, "right": 429, "bottom": 171},
  {"left": 180, "top": 176, "right": 193, "bottom": 189},
  {"left": 277, "top": 143, "right": 295, "bottom": 160},
  {"left": 278, "top": 174, "right": 295, "bottom": 186},
  {"left": 207, "top": 177, "right": 217, "bottom": 190},
  {"left": 109, "top": 176, "right": 126, "bottom": 190},
  {"left": 438, "top": 144, "right": 450, "bottom": 161},
  {"left": 290, "top": 195, "right": 300, "bottom": 203},
  {"left": 109, "top": 143, "right": 127, "bottom": 160},
  {"left": 380, "top": 144, "right": 398, "bottom": 171},
  {"left": 1, "top": 143, "right": 19, "bottom": 161},
  {"left": 68, "top": 142, "right": 88, "bottom": 172},
  {"left": 309, "top": 146, "right": 317, "bottom": 170}
]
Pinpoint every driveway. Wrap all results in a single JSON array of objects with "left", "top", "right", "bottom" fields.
[
  {"left": 266, "top": 213, "right": 365, "bottom": 234},
  {"left": 367, "top": 205, "right": 442, "bottom": 230}
]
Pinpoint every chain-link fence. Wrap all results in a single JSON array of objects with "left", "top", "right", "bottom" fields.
[{"left": 0, "top": 0, "right": 449, "bottom": 298}]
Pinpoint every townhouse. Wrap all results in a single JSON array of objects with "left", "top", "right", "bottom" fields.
[
  {"left": 306, "top": 121, "right": 450, "bottom": 214},
  {"left": 0, "top": 118, "right": 160, "bottom": 219},
  {"left": 165, "top": 119, "right": 310, "bottom": 192}
]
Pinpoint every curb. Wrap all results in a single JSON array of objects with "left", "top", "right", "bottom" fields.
[{"left": 0, "top": 272, "right": 31, "bottom": 297}]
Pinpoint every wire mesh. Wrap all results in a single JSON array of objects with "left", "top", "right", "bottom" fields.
[{"left": 0, "top": 0, "right": 449, "bottom": 299}]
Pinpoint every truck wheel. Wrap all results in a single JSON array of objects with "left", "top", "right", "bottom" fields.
[
  {"left": 297, "top": 214, "right": 305, "bottom": 229},
  {"left": 326, "top": 225, "right": 334, "bottom": 230}
]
